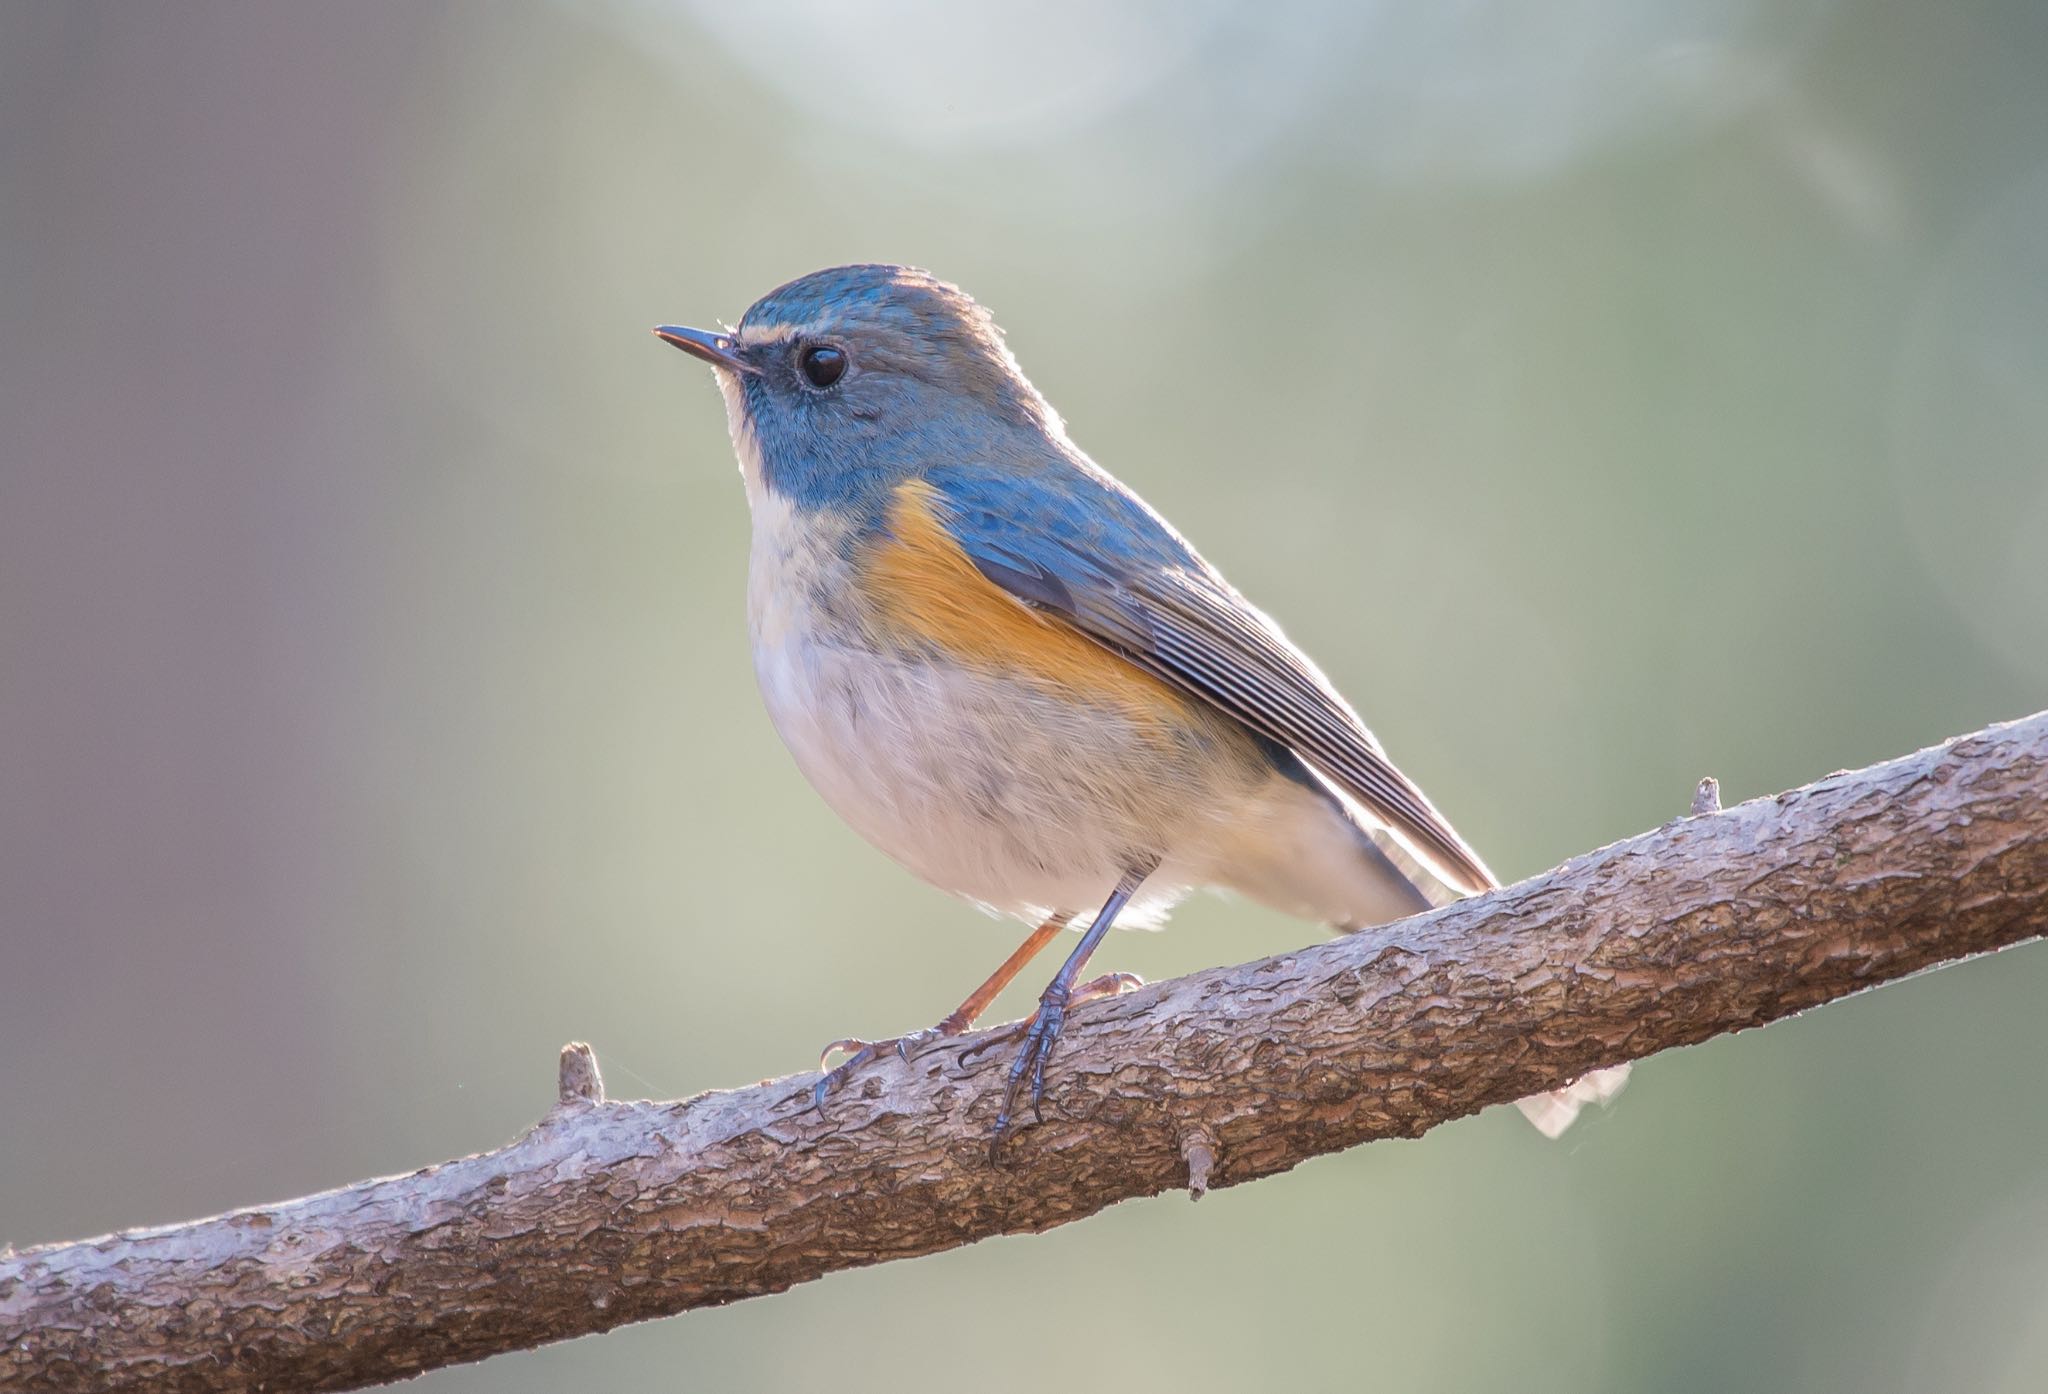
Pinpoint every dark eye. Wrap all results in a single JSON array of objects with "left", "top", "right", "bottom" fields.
[{"left": 797, "top": 343, "right": 847, "bottom": 389}]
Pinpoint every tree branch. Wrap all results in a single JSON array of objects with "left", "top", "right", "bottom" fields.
[{"left": 6, "top": 714, "right": 2047, "bottom": 1393}]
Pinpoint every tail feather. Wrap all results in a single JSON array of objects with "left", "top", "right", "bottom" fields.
[
  {"left": 1514, "top": 1065, "right": 1632, "bottom": 1138},
  {"left": 1351, "top": 815, "right": 1465, "bottom": 910}
]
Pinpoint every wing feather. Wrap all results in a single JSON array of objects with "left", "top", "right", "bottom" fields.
[{"left": 947, "top": 504, "right": 1497, "bottom": 896}]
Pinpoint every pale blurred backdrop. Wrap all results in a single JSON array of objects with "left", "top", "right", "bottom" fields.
[{"left": 4, "top": 3, "right": 2047, "bottom": 1390}]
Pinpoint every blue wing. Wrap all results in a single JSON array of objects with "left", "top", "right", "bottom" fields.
[{"left": 925, "top": 458, "right": 1498, "bottom": 896}]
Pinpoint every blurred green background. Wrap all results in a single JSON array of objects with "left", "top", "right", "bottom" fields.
[{"left": 4, "top": 2, "right": 2047, "bottom": 1390}]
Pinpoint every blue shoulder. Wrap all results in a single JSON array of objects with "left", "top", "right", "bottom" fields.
[{"left": 920, "top": 452, "right": 1204, "bottom": 586}]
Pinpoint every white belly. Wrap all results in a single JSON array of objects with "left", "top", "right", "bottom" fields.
[{"left": 756, "top": 632, "right": 1147, "bottom": 917}]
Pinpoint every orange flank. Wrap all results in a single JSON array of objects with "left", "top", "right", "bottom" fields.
[{"left": 864, "top": 481, "right": 1193, "bottom": 732}]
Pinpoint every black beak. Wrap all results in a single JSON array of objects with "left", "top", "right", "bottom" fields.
[{"left": 653, "top": 324, "right": 756, "bottom": 374}]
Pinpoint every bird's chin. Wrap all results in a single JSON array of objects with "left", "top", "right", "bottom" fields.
[{"left": 715, "top": 377, "right": 771, "bottom": 499}]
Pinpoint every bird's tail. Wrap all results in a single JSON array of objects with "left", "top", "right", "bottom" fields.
[
  {"left": 1353, "top": 820, "right": 1632, "bottom": 1139},
  {"left": 1512, "top": 1065, "right": 1632, "bottom": 1138}
]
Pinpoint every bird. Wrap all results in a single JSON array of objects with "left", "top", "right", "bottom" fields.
[{"left": 654, "top": 265, "right": 1626, "bottom": 1156}]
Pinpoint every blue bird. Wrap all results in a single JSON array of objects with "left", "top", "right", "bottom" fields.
[{"left": 656, "top": 265, "right": 1624, "bottom": 1155}]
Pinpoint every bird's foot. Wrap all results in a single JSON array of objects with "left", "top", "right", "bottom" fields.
[
  {"left": 989, "top": 987, "right": 1069, "bottom": 1160},
  {"left": 1073, "top": 970, "right": 1144, "bottom": 1004},
  {"left": 811, "top": 1011, "right": 980, "bottom": 1109},
  {"left": 987, "top": 970, "right": 1143, "bottom": 1161}
]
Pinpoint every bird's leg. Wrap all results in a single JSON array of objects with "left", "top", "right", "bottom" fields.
[
  {"left": 813, "top": 913, "right": 1072, "bottom": 1107},
  {"left": 991, "top": 866, "right": 1151, "bottom": 1160},
  {"left": 930, "top": 912, "right": 1074, "bottom": 1037}
]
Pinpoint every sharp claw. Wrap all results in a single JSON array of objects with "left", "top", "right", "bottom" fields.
[
  {"left": 990, "top": 1086, "right": 1024, "bottom": 1162},
  {"left": 814, "top": 1038, "right": 884, "bottom": 1110},
  {"left": 819, "top": 1037, "right": 866, "bottom": 1073}
]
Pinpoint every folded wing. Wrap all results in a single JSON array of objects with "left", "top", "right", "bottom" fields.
[{"left": 932, "top": 466, "right": 1498, "bottom": 897}]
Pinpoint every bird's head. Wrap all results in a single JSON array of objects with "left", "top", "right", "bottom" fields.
[{"left": 657, "top": 265, "right": 1059, "bottom": 508}]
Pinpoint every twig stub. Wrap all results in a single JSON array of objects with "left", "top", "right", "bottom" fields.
[
  {"left": 1691, "top": 777, "right": 1722, "bottom": 816},
  {"left": 557, "top": 1041, "right": 605, "bottom": 1106},
  {"left": 1181, "top": 1126, "right": 1219, "bottom": 1201}
]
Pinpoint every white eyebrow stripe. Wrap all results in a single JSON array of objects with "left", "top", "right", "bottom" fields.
[{"left": 735, "top": 320, "right": 823, "bottom": 348}]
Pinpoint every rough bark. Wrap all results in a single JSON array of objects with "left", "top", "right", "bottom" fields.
[{"left": 4, "top": 713, "right": 2046, "bottom": 1393}]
